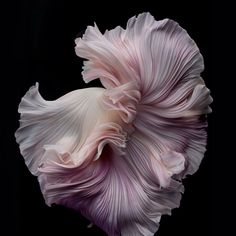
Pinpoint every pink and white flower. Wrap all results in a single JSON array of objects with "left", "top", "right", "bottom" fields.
[{"left": 15, "top": 12, "right": 212, "bottom": 236}]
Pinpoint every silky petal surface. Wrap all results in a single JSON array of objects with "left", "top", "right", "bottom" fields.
[
  {"left": 16, "top": 12, "right": 212, "bottom": 236},
  {"left": 15, "top": 83, "right": 106, "bottom": 175}
]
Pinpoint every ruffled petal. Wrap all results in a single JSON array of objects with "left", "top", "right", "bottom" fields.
[
  {"left": 16, "top": 82, "right": 184, "bottom": 236},
  {"left": 37, "top": 124, "right": 184, "bottom": 236},
  {"left": 75, "top": 11, "right": 212, "bottom": 178},
  {"left": 16, "top": 12, "right": 212, "bottom": 236},
  {"left": 15, "top": 83, "right": 106, "bottom": 175},
  {"left": 75, "top": 13, "right": 205, "bottom": 104},
  {"left": 75, "top": 22, "right": 139, "bottom": 88}
]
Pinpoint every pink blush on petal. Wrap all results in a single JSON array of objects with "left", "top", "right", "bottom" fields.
[{"left": 16, "top": 12, "right": 212, "bottom": 236}]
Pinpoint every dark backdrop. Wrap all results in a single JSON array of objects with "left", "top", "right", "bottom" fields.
[{"left": 2, "top": 0, "right": 218, "bottom": 235}]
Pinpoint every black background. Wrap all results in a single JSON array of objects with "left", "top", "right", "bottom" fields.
[{"left": 1, "top": 0, "right": 225, "bottom": 235}]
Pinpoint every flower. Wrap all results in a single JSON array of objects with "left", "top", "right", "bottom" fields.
[{"left": 15, "top": 12, "right": 212, "bottom": 236}]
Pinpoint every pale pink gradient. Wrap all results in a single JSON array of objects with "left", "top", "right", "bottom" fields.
[{"left": 15, "top": 12, "right": 212, "bottom": 236}]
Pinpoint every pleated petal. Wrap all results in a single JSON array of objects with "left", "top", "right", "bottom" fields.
[
  {"left": 15, "top": 83, "right": 106, "bottom": 175},
  {"left": 16, "top": 12, "right": 212, "bottom": 236},
  {"left": 75, "top": 11, "right": 212, "bottom": 179}
]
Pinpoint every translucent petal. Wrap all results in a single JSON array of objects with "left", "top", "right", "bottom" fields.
[{"left": 15, "top": 83, "right": 106, "bottom": 175}]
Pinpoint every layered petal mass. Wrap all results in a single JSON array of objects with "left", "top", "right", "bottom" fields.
[{"left": 15, "top": 12, "right": 212, "bottom": 236}]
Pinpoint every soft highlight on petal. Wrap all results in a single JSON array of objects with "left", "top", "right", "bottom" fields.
[
  {"left": 15, "top": 83, "right": 106, "bottom": 175},
  {"left": 16, "top": 12, "right": 212, "bottom": 236}
]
